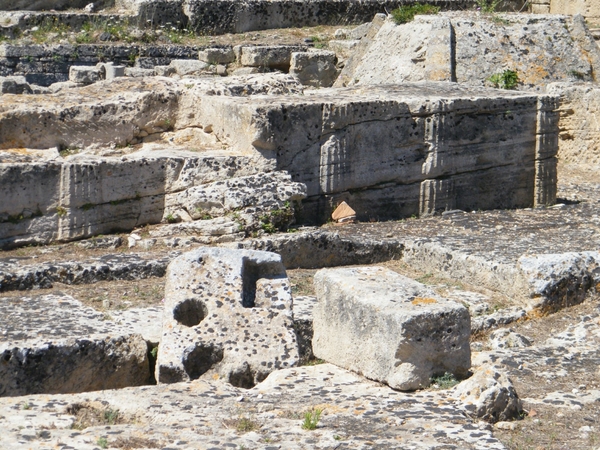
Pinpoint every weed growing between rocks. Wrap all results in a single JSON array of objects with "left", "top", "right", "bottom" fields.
[
  {"left": 391, "top": 4, "right": 440, "bottom": 25},
  {"left": 67, "top": 403, "right": 128, "bottom": 429},
  {"left": 475, "top": 0, "right": 501, "bottom": 13},
  {"left": 301, "top": 408, "right": 323, "bottom": 430},
  {"left": 223, "top": 414, "right": 261, "bottom": 433},
  {"left": 487, "top": 69, "right": 519, "bottom": 89},
  {"left": 429, "top": 372, "right": 460, "bottom": 389}
]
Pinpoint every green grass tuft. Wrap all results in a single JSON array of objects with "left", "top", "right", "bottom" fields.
[{"left": 391, "top": 4, "right": 440, "bottom": 25}]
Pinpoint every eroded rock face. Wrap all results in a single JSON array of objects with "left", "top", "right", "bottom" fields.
[
  {"left": 337, "top": 13, "right": 600, "bottom": 90},
  {"left": 0, "top": 294, "right": 149, "bottom": 397},
  {"left": 312, "top": 266, "right": 471, "bottom": 390},
  {"left": 453, "top": 364, "right": 523, "bottom": 423},
  {"left": 156, "top": 247, "right": 299, "bottom": 387}
]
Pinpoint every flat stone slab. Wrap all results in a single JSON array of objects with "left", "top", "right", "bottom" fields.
[
  {"left": 0, "top": 363, "right": 506, "bottom": 450},
  {"left": 313, "top": 266, "right": 471, "bottom": 390},
  {"left": 0, "top": 293, "right": 150, "bottom": 397},
  {"left": 156, "top": 247, "right": 300, "bottom": 387},
  {"left": 0, "top": 252, "right": 176, "bottom": 291}
]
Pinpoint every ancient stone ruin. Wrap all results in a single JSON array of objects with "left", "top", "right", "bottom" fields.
[{"left": 1, "top": 1, "right": 600, "bottom": 449}]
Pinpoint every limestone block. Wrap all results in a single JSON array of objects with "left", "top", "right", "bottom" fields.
[
  {"left": 0, "top": 293, "right": 149, "bottom": 396},
  {"left": 154, "top": 65, "right": 176, "bottom": 77},
  {"left": 124, "top": 67, "right": 155, "bottom": 77},
  {"left": 239, "top": 45, "right": 305, "bottom": 70},
  {"left": 312, "top": 266, "right": 471, "bottom": 390},
  {"left": 156, "top": 247, "right": 300, "bottom": 387},
  {"left": 103, "top": 62, "right": 126, "bottom": 80},
  {"left": 198, "top": 47, "right": 235, "bottom": 64},
  {"left": 169, "top": 59, "right": 209, "bottom": 76},
  {"left": 452, "top": 364, "right": 522, "bottom": 423},
  {"left": 69, "top": 66, "right": 101, "bottom": 84},
  {"left": 290, "top": 50, "right": 338, "bottom": 88},
  {"left": 0, "top": 76, "right": 32, "bottom": 94}
]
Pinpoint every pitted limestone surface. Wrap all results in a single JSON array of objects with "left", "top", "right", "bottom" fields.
[
  {"left": 0, "top": 293, "right": 150, "bottom": 396},
  {"left": 156, "top": 247, "right": 299, "bottom": 387},
  {"left": 0, "top": 252, "right": 176, "bottom": 291},
  {"left": 0, "top": 363, "right": 507, "bottom": 450},
  {"left": 337, "top": 13, "right": 600, "bottom": 90},
  {"left": 313, "top": 266, "right": 471, "bottom": 390},
  {"left": 196, "top": 82, "right": 558, "bottom": 222}
]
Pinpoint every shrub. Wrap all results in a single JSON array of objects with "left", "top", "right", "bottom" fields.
[
  {"left": 487, "top": 69, "right": 519, "bottom": 89},
  {"left": 391, "top": 4, "right": 440, "bottom": 25}
]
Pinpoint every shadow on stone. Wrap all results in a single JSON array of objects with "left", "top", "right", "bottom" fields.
[
  {"left": 182, "top": 344, "right": 224, "bottom": 380},
  {"left": 173, "top": 298, "right": 208, "bottom": 327}
]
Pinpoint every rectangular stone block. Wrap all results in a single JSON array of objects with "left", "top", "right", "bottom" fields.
[
  {"left": 69, "top": 65, "right": 100, "bottom": 84},
  {"left": 312, "top": 266, "right": 471, "bottom": 390},
  {"left": 240, "top": 45, "right": 305, "bottom": 70}
]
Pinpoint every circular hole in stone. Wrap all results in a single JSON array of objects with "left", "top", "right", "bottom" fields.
[{"left": 173, "top": 298, "right": 208, "bottom": 327}]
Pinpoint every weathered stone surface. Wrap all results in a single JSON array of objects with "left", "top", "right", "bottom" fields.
[
  {"left": 0, "top": 293, "right": 150, "bottom": 396},
  {"left": 550, "top": 0, "right": 600, "bottom": 24},
  {"left": 239, "top": 45, "right": 306, "bottom": 70},
  {"left": 165, "top": 171, "right": 306, "bottom": 224},
  {"left": 196, "top": 83, "right": 558, "bottom": 222},
  {"left": 289, "top": 50, "right": 338, "bottom": 87},
  {"left": 198, "top": 47, "right": 235, "bottom": 64},
  {"left": 313, "top": 266, "right": 471, "bottom": 390},
  {"left": 0, "top": 76, "right": 31, "bottom": 94},
  {"left": 0, "top": 363, "right": 508, "bottom": 450},
  {"left": 337, "top": 13, "right": 600, "bottom": 90},
  {"left": 0, "top": 0, "right": 113, "bottom": 10},
  {"left": 0, "top": 149, "right": 266, "bottom": 248},
  {"left": 68, "top": 65, "right": 100, "bottom": 84},
  {"left": 547, "top": 82, "right": 600, "bottom": 165},
  {"left": 233, "top": 228, "right": 403, "bottom": 269},
  {"left": 518, "top": 251, "right": 600, "bottom": 312},
  {"left": 169, "top": 59, "right": 209, "bottom": 75},
  {"left": 156, "top": 247, "right": 299, "bottom": 387},
  {"left": 0, "top": 252, "right": 174, "bottom": 291},
  {"left": 489, "top": 329, "right": 532, "bottom": 350},
  {"left": 453, "top": 364, "right": 523, "bottom": 423}
]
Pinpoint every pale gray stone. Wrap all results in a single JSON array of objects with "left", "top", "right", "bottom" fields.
[
  {"left": 290, "top": 50, "right": 338, "bottom": 87},
  {"left": 312, "top": 266, "right": 471, "bottom": 390},
  {"left": 156, "top": 247, "right": 300, "bottom": 387},
  {"left": 0, "top": 76, "right": 31, "bottom": 94},
  {"left": 124, "top": 67, "right": 155, "bottom": 77},
  {"left": 198, "top": 47, "right": 235, "bottom": 64},
  {"left": 239, "top": 45, "right": 305, "bottom": 70},
  {"left": 169, "top": 59, "right": 209, "bottom": 76},
  {"left": 453, "top": 364, "right": 523, "bottom": 423},
  {"left": 68, "top": 66, "right": 100, "bottom": 84},
  {"left": 0, "top": 293, "right": 149, "bottom": 396},
  {"left": 489, "top": 329, "right": 532, "bottom": 349},
  {"left": 337, "top": 13, "right": 600, "bottom": 91},
  {"left": 154, "top": 65, "right": 176, "bottom": 77}
]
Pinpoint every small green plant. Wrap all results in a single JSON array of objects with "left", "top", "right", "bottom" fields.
[
  {"left": 301, "top": 408, "right": 323, "bottom": 430},
  {"left": 303, "top": 358, "right": 325, "bottom": 366},
  {"left": 487, "top": 69, "right": 519, "bottom": 89},
  {"left": 59, "top": 146, "right": 80, "bottom": 157},
  {"left": 475, "top": 0, "right": 501, "bottom": 13},
  {"left": 56, "top": 206, "right": 67, "bottom": 217},
  {"left": 150, "top": 346, "right": 158, "bottom": 360},
  {"left": 22, "top": 402, "right": 30, "bottom": 410},
  {"left": 391, "top": 4, "right": 440, "bottom": 25},
  {"left": 165, "top": 214, "right": 177, "bottom": 223},
  {"left": 223, "top": 415, "right": 260, "bottom": 433},
  {"left": 97, "top": 437, "right": 108, "bottom": 449},
  {"left": 430, "top": 372, "right": 460, "bottom": 389},
  {"left": 103, "top": 409, "right": 119, "bottom": 425},
  {"left": 568, "top": 70, "right": 586, "bottom": 80},
  {"left": 81, "top": 203, "right": 95, "bottom": 211}
]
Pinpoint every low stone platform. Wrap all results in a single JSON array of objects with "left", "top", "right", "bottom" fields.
[
  {"left": 197, "top": 82, "right": 558, "bottom": 222},
  {"left": 0, "top": 293, "right": 151, "bottom": 397}
]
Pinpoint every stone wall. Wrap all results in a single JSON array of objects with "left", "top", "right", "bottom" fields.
[
  {"left": 550, "top": 0, "right": 600, "bottom": 25},
  {"left": 0, "top": 44, "right": 202, "bottom": 86},
  {"left": 195, "top": 82, "right": 559, "bottom": 222}
]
